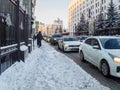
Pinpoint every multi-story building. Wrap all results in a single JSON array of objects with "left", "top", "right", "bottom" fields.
[
  {"left": 23, "top": 0, "right": 36, "bottom": 38},
  {"left": 68, "top": 0, "right": 120, "bottom": 35},
  {"left": 43, "top": 18, "right": 63, "bottom": 35},
  {"left": 52, "top": 18, "right": 63, "bottom": 34},
  {"left": 39, "top": 22, "right": 45, "bottom": 32}
]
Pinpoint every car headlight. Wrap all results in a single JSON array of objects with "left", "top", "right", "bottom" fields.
[
  {"left": 114, "top": 57, "right": 120, "bottom": 63},
  {"left": 109, "top": 53, "right": 120, "bottom": 63},
  {"left": 64, "top": 44, "right": 69, "bottom": 47},
  {"left": 54, "top": 38, "right": 57, "bottom": 40}
]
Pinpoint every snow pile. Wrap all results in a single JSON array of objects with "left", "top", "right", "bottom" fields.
[
  {"left": 20, "top": 45, "right": 28, "bottom": 51},
  {"left": 0, "top": 41, "right": 110, "bottom": 90}
]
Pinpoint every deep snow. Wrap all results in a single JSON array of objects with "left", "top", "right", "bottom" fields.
[{"left": 0, "top": 41, "right": 110, "bottom": 90}]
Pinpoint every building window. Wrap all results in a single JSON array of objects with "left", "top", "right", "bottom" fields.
[
  {"left": 119, "top": 5, "right": 120, "bottom": 10},
  {"left": 98, "top": 2, "right": 99, "bottom": 7},
  {"left": 104, "top": 0, "right": 106, "bottom": 3},
  {"left": 104, "top": 5, "right": 106, "bottom": 10},
  {"left": 102, "top": 0, "right": 103, "bottom": 4},
  {"left": 102, "top": 7, "right": 103, "bottom": 11},
  {"left": 96, "top": 3, "right": 97, "bottom": 7}
]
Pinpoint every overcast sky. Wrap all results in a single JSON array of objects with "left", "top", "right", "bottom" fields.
[{"left": 35, "top": 0, "right": 69, "bottom": 28}]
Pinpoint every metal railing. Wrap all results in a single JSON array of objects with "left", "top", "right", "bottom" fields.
[
  {"left": 0, "top": 0, "right": 29, "bottom": 74},
  {"left": 0, "top": 44, "right": 18, "bottom": 74}
]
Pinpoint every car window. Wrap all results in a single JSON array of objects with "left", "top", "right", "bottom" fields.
[
  {"left": 85, "top": 38, "right": 92, "bottom": 46},
  {"left": 63, "top": 37, "right": 77, "bottom": 41},
  {"left": 100, "top": 38, "right": 120, "bottom": 49},
  {"left": 53, "top": 34, "right": 62, "bottom": 38},
  {"left": 76, "top": 36, "right": 87, "bottom": 41},
  {"left": 91, "top": 39, "right": 99, "bottom": 46},
  {"left": 80, "top": 36, "right": 87, "bottom": 41}
]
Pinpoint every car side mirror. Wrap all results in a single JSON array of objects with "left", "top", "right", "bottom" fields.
[{"left": 93, "top": 45, "right": 100, "bottom": 50}]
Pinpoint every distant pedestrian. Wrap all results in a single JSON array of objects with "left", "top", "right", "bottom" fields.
[{"left": 36, "top": 31, "right": 43, "bottom": 48}]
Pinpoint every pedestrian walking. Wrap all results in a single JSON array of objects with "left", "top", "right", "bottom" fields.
[{"left": 36, "top": 31, "right": 43, "bottom": 48}]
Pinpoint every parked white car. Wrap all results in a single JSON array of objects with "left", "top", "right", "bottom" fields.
[
  {"left": 58, "top": 37, "right": 81, "bottom": 52},
  {"left": 79, "top": 36, "right": 120, "bottom": 78}
]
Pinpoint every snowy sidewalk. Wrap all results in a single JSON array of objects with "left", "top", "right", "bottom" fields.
[{"left": 0, "top": 41, "right": 110, "bottom": 90}]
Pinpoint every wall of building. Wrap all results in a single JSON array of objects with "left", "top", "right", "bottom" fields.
[
  {"left": 43, "top": 18, "right": 63, "bottom": 36},
  {"left": 68, "top": 0, "right": 120, "bottom": 36}
]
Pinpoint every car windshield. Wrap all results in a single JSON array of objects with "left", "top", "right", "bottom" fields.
[
  {"left": 53, "top": 34, "right": 62, "bottom": 38},
  {"left": 63, "top": 37, "right": 77, "bottom": 41},
  {"left": 100, "top": 38, "right": 120, "bottom": 49}
]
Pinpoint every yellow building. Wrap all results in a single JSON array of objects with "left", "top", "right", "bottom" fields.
[{"left": 39, "top": 22, "right": 45, "bottom": 32}]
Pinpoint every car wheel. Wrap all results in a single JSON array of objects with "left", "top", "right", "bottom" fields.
[
  {"left": 101, "top": 60, "right": 110, "bottom": 77},
  {"left": 80, "top": 51, "right": 85, "bottom": 62},
  {"left": 50, "top": 41, "right": 52, "bottom": 45},
  {"left": 53, "top": 41, "right": 55, "bottom": 45}
]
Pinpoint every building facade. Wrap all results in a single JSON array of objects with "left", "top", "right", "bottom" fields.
[
  {"left": 23, "top": 0, "right": 36, "bottom": 38},
  {"left": 0, "top": 0, "right": 36, "bottom": 74},
  {"left": 43, "top": 18, "right": 63, "bottom": 35},
  {"left": 68, "top": 0, "right": 120, "bottom": 36}
]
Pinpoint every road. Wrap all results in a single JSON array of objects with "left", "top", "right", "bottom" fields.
[{"left": 52, "top": 45, "right": 120, "bottom": 90}]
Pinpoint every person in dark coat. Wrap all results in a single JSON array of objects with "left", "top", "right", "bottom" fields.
[{"left": 36, "top": 31, "right": 43, "bottom": 48}]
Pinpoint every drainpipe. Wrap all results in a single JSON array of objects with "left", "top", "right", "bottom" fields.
[{"left": 16, "top": 0, "right": 20, "bottom": 61}]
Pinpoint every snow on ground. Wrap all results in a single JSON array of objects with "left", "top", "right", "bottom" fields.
[{"left": 0, "top": 41, "right": 110, "bottom": 90}]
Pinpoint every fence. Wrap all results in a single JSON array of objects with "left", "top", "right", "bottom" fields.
[
  {"left": 0, "top": 0, "right": 29, "bottom": 74},
  {"left": 94, "top": 28, "right": 120, "bottom": 36}
]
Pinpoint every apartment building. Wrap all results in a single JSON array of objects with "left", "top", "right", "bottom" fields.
[
  {"left": 68, "top": 0, "right": 120, "bottom": 35},
  {"left": 43, "top": 18, "right": 63, "bottom": 35}
]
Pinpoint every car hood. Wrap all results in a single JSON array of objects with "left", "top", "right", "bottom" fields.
[
  {"left": 64, "top": 41, "right": 81, "bottom": 45},
  {"left": 105, "top": 49, "right": 120, "bottom": 57}
]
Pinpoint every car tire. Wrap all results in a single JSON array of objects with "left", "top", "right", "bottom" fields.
[
  {"left": 50, "top": 41, "right": 52, "bottom": 45},
  {"left": 53, "top": 41, "right": 55, "bottom": 45},
  {"left": 80, "top": 51, "right": 85, "bottom": 62},
  {"left": 101, "top": 60, "right": 110, "bottom": 77}
]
